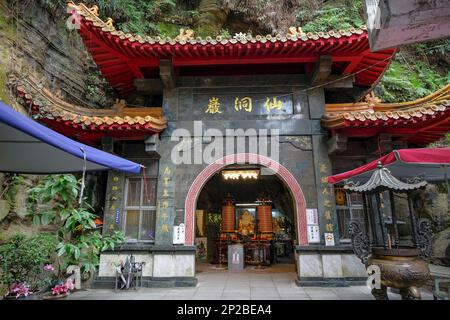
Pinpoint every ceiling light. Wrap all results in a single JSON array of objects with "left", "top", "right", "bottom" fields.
[{"left": 222, "top": 169, "right": 260, "bottom": 180}]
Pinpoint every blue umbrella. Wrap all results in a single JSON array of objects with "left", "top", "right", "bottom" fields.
[{"left": 0, "top": 102, "right": 142, "bottom": 174}]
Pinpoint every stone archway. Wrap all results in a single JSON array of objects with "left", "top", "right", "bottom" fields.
[{"left": 184, "top": 153, "right": 308, "bottom": 246}]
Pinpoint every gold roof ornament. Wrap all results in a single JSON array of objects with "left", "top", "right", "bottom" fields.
[
  {"left": 288, "top": 26, "right": 303, "bottom": 37},
  {"left": 105, "top": 18, "right": 114, "bottom": 28},
  {"left": 177, "top": 28, "right": 195, "bottom": 41},
  {"left": 364, "top": 92, "right": 382, "bottom": 107},
  {"left": 88, "top": 5, "right": 99, "bottom": 17}
]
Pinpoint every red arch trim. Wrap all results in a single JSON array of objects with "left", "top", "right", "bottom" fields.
[{"left": 184, "top": 153, "right": 308, "bottom": 246}]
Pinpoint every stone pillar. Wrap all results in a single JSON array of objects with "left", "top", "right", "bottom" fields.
[
  {"left": 312, "top": 135, "right": 339, "bottom": 245},
  {"left": 309, "top": 88, "right": 339, "bottom": 245},
  {"left": 154, "top": 139, "right": 176, "bottom": 245}
]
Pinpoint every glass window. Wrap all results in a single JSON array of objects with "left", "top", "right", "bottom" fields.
[
  {"left": 123, "top": 177, "right": 157, "bottom": 242},
  {"left": 335, "top": 188, "right": 365, "bottom": 241}
]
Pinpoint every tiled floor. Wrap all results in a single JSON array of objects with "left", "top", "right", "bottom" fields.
[{"left": 67, "top": 263, "right": 434, "bottom": 300}]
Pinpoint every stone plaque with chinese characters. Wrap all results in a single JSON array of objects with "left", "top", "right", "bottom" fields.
[
  {"left": 155, "top": 164, "right": 176, "bottom": 245},
  {"left": 195, "top": 93, "right": 293, "bottom": 117}
]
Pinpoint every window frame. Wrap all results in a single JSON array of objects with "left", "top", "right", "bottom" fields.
[
  {"left": 122, "top": 176, "right": 157, "bottom": 243},
  {"left": 336, "top": 191, "right": 364, "bottom": 243}
]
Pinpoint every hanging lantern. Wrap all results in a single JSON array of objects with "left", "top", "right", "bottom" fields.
[
  {"left": 256, "top": 198, "right": 273, "bottom": 233},
  {"left": 221, "top": 194, "right": 235, "bottom": 232},
  {"left": 335, "top": 188, "right": 346, "bottom": 206}
]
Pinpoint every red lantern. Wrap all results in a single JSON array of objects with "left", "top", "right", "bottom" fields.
[
  {"left": 221, "top": 195, "right": 235, "bottom": 232},
  {"left": 257, "top": 203, "right": 273, "bottom": 233}
]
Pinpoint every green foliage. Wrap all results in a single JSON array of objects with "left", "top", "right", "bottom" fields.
[
  {"left": 37, "top": 0, "right": 64, "bottom": 13},
  {"left": 218, "top": 28, "right": 231, "bottom": 38},
  {"left": 85, "top": 0, "right": 177, "bottom": 36},
  {"left": 0, "top": 174, "right": 25, "bottom": 206},
  {"left": 28, "top": 174, "right": 124, "bottom": 275},
  {"left": 0, "top": 10, "right": 15, "bottom": 41},
  {"left": 377, "top": 60, "right": 448, "bottom": 103},
  {"left": 0, "top": 234, "right": 57, "bottom": 291},
  {"left": 300, "top": 0, "right": 364, "bottom": 33},
  {"left": 156, "top": 21, "right": 183, "bottom": 38},
  {"left": 0, "top": 53, "right": 12, "bottom": 105},
  {"left": 429, "top": 133, "right": 450, "bottom": 148}
]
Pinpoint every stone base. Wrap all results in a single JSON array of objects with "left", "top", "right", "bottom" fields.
[
  {"left": 92, "top": 276, "right": 198, "bottom": 289},
  {"left": 295, "top": 245, "right": 368, "bottom": 287},
  {"left": 295, "top": 277, "right": 367, "bottom": 287},
  {"left": 96, "top": 245, "right": 197, "bottom": 288}
]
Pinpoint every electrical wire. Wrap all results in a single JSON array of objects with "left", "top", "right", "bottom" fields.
[{"left": 79, "top": 147, "right": 87, "bottom": 207}]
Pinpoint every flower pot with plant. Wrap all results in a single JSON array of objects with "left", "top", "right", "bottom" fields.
[
  {"left": 42, "top": 278, "right": 75, "bottom": 299},
  {"left": 0, "top": 234, "right": 57, "bottom": 300}
]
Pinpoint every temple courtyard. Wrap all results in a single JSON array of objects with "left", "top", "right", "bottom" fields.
[{"left": 66, "top": 264, "right": 436, "bottom": 300}]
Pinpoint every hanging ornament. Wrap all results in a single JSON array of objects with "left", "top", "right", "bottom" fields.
[{"left": 335, "top": 188, "right": 346, "bottom": 206}]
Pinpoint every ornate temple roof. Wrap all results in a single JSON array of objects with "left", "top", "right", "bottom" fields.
[
  {"left": 12, "top": 76, "right": 167, "bottom": 144},
  {"left": 67, "top": 2, "right": 396, "bottom": 96},
  {"left": 344, "top": 162, "right": 427, "bottom": 194},
  {"left": 322, "top": 84, "right": 450, "bottom": 145}
]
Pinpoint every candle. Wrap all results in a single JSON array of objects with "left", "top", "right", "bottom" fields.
[{"left": 387, "top": 234, "right": 392, "bottom": 249}]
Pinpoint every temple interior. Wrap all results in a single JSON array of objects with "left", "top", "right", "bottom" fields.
[{"left": 195, "top": 165, "right": 296, "bottom": 271}]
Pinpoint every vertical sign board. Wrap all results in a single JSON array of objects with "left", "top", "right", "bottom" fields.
[
  {"left": 306, "top": 208, "right": 319, "bottom": 225},
  {"left": 306, "top": 208, "right": 320, "bottom": 243},
  {"left": 114, "top": 208, "right": 120, "bottom": 224},
  {"left": 307, "top": 225, "right": 320, "bottom": 243},
  {"left": 173, "top": 223, "right": 185, "bottom": 245}
]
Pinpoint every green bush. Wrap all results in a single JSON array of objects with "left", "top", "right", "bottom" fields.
[
  {"left": 28, "top": 174, "right": 124, "bottom": 275},
  {"left": 300, "top": 0, "right": 364, "bottom": 33},
  {"left": 377, "top": 60, "right": 448, "bottom": 103},
  {"left": 0, "top": 234, "right": 57, "bottom": 291}
]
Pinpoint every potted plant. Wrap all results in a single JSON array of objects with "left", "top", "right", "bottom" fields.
[
  {"left": 42, "top": 278, "right": 75, "bottom": 299},
  {"left": 0, "top": 234, "right": 57, "bottom": 300},
  {"left": 3, "top": 283, "right": 31, "bottom": 300}
]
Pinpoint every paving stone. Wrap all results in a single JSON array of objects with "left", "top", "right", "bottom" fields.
[
  {"left": 192, "top": 295, "right": 223, "bottom": 300},
  {"left": 308, "top": 296, "right": 341, "bottom": 300},
  {"left": 279, "top": 294, "right": 311, "bottom": 300},
  {"left": 250, "top": 296, "right": 281, "bottom": 300}
]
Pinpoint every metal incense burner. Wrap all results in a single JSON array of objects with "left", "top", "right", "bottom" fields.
[{"left": 344, "top": 162, "right": 432, "bottom": 300}]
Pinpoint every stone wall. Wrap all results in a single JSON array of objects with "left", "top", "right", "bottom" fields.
[
  {"left": 5, "top": 1, "right": 115, "bottom": 108},
  {"left": 412, "top": 184, "right": 450, "bottom": 266},
  {"left": 0, "top": 1, "right": 114, "bottom": 241}
]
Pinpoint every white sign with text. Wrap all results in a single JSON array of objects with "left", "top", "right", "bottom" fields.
[{"left": 173, "top": 223, "right": 186, "bottom": 244}]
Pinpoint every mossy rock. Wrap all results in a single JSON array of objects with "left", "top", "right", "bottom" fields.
[
  {"left": 0, "top": 10, "right": 16, "bottom": 41},
  {"left": 432, "top": 227, "right": 450, "bottom": 266},
  {"left": 156, "top": 22, "right": 184, "bottom": 38}
]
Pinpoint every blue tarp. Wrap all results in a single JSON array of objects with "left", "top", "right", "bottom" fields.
[{"left": 0, "top": 102, "right": 142, "bottom": 173}]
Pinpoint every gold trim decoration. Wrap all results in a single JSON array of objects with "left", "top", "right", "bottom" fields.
[{"left": 322, "top": 84, "right": 450, "bottom": 129}]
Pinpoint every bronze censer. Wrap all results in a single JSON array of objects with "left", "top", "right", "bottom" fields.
[{"left": 344, "top": 162, "right": 432, "bottom": 300}]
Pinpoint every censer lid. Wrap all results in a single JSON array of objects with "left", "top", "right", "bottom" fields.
[{"left": 344, "top": 161, "right": 427, "bottom": 194}]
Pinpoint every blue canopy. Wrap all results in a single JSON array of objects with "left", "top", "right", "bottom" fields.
[{"left": 0, "top": 102, "right": 142, "bottom": 174}]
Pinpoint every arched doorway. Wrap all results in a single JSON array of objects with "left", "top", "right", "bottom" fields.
[{"left": 184, "top": 153, "right": 308, "bottom": 246}]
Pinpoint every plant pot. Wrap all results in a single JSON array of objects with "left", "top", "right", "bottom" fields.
[
  {"left": 42, "top": 292, "right": 69, "bottom": 300},
  {"left": 3, "top": 291, "right": 42, "bottom": 301},
  {"left": 0, "top": 199, "right": 10, "bottom": 222},
  {"left": 369, "top": 246, "right": 431, "bottom": 299}
]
